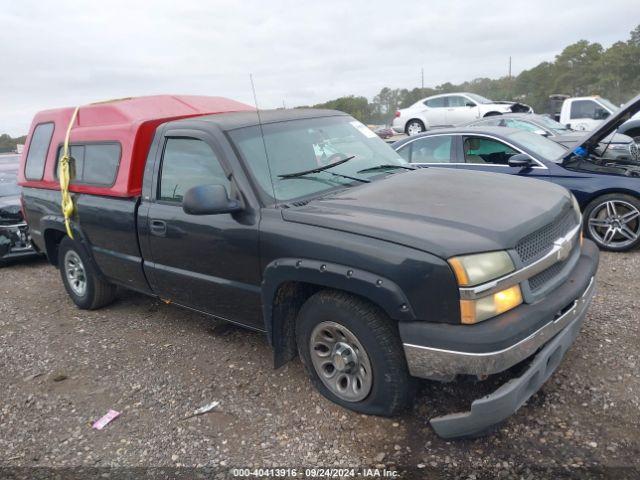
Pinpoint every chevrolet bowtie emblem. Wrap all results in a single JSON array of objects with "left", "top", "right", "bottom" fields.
[{"left": 555, "top": 235, "right": 574, "bottom": 261}]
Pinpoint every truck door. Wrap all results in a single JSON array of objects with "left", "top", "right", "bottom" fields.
[{"left": 141, "top": 130, "right": 263, "bottom": 330}]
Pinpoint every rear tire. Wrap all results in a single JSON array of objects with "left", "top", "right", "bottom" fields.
[
  {"left": 583, "top": 194, "right": 640, "bottom": 251},
  {"left": 405, "top": 119, "right": 425, "bottom": 136},
  {"left": 296, "top": 290, "right": 413, "bottom": 416},
  {"left": 58, "top": 237, "right": 117, "bottom": 309}
]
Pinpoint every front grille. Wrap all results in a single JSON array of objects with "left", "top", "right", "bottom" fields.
[
  {"left": 528, "top": 258, "right": 568, "bottom": 291},
  {"left": 515, "top": 208, "right": 576, "bottom": 265},
  {"left": 630, "top": 142, "right": 639, "bottom": 162}
]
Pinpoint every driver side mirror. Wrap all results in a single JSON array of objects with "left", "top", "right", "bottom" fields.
[
  {"left": 182, "top": 184, "right": 242, "bottom": 215},
  {"left": 508, "top": 153, "right": 534, "bottom": 169},
  {"left": 465, "top": 102, "right": 476, "bottom": 108}
]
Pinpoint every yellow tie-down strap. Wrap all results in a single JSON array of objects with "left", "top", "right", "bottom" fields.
[{"left": 58, "top": 106, "right": 79, "bottom": 239}]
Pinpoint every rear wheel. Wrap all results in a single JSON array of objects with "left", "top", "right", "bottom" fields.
[
  {"left": 58, "top": 237, "right": 117, "bottom": 309},
  {"left": 296, "top": 290, "right": 413, "bottom": 416},
  {"left": 584, "top": 194, "right": 640, "bottom": 251},
  {"left": 405, "top": 119, "right": 425, "bottom": 136}
]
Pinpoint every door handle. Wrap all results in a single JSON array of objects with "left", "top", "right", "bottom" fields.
[{"left": 150, "top": 219, "right": 167, "bottom": 236}]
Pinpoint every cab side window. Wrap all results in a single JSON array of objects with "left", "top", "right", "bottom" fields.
[
  {"left": 401, "top": 136, "right": 453, "bottom": 163},
  {"left": 463, "top": 137, "right": 517, "bottom": 165},
  {"left": 570, "top": 100, "right": 608, "bottom": 120},
  {"left": 159, "top": 138, "right": 229, "bottom": 203},
  {"left": 56, "top": 143, "right": 121, "bottom": 186}
]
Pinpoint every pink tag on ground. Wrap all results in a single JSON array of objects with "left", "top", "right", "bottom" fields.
[{"left": 92, "top": 409, "right": 120, "bottom": 430}]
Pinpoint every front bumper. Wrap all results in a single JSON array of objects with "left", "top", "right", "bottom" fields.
[
  {"left": 404, "top": 276, "right": 595, "bottom": 378},
  {"left": 430, "top": 289, "right": 592, "bottom": 438},
  {"left": 0, "top": 222, "right": 38, "bottom": 261},
  {"left": 400, "top": 240, "right": 598, "bottom": 379},
  {"left": 399, "top": 240, "right": 599, "bottom": 439}
]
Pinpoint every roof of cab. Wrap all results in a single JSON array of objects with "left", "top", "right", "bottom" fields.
[
  {"left": 165, "top": 108, "right": 347, "bottom": 132},
  {"left": 18, "top": 95, "right": 254, "bottom": 197}
]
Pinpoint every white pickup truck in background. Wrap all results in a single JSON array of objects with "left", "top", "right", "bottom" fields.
[{"left": 558, "top": 96, "right": 622, "bottom": 131}]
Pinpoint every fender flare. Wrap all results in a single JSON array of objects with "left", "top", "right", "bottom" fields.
[
  {"left": 261, "top": 258, "right": 416, "bottom": 364},
  {"left": 40, "top": 217, "right": 105, "bottom": 278}
]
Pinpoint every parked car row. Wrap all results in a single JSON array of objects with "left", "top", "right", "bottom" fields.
[
  {"left": 464, "top": 113, "right": 639, "bottom": 163},
  {"left": 0, "top": 154, "right": 38, "bottom": 265},
  {"left": 391, "top": 92, "right": 532, "bottom": 135},
  {"left": 392, "top": 95, "right": 640, "bottom": 251}
]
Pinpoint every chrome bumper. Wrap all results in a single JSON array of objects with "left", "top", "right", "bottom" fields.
[{"left": 403, "top": 276, "right": 596, "bottom": 379}]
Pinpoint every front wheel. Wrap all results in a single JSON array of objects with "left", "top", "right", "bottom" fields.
[
  {"left": 58, "top": 237, "right": 117, "bottom": 309},
  {"left": 584, "top": 194, "right": 640, "bottom": 251},
  {"left": 405, "top": 119, "right": 425, "bottom": 136},
  {"left": 296, "top": 290, "right": 413, "bottom": 416}
]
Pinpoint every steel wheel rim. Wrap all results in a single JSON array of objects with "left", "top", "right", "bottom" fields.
[
  {"left": 309, "top": 321, "right": 373, "bottom": 402},
  {"left": 588, "top": 200, "right": 640, "bottom": 249},
  {"left": 64, "top": 250, "right": 87, "bottom": 296},
  {"left": 407, "top": 122, "right": 422, "bottom": 136}
]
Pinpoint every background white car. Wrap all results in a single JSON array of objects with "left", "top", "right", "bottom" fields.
[{"left": 392, "top": 92, "right": 532, "bottom": 135}]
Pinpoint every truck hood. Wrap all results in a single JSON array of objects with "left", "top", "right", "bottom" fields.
[
  {"left": 281, "top": 168, "right": 571, "bottom": 259},
  {"left": 567, "top": 93, "right": 640, "bottom": 159}
]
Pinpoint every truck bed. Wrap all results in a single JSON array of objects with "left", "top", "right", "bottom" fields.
[{"left": 22, "top": 188, "right": 150, "bottom": 293}]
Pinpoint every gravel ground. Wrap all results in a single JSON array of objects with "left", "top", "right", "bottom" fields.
[{"left": 0, "top": 251, "right": 639, "bottom": 479}]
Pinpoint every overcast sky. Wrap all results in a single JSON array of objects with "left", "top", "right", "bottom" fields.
[{"left": 1, "top": 0, "right": 638, "bottom": 136}]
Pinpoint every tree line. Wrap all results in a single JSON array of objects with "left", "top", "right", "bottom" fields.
[
  {"left": 0, "top": 134, "right": 26, "bottom": 154},
  {"left": 307, "top": 24, "right": 640, "bottom": 125}
]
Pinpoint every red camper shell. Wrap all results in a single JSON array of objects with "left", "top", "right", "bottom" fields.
[{"left": 18, "top": 95, "right": 254, "bottom": 197}]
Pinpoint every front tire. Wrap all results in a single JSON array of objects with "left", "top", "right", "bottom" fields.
[
  {"left": 583, "top": 194, "right": 640, "bottom": 251},
  {"left": 296, "top": 290, "right": 413, "bottom": 416},
  {"left": 58, "top": 237, "right": 117, "bottom": 309},
  {"left": 405, "top": 119, "right": 425, "bottom": 136}
]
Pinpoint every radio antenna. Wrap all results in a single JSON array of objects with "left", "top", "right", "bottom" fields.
[{"left": 250, "top": 73, "right": 278, "bottom": 205}]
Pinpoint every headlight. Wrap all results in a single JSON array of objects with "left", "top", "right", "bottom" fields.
[
  {"left": 448, "top": 251, "right": 515, "bottom": 287},
  {"left": 607, "top": 144, "right": 627, "bottom": 150},
  {"left": 449, "top": 251, "right": 521, "bottom": 324},
  {"left": 460, "top": 285, "right": 523, "bottom": 324}
]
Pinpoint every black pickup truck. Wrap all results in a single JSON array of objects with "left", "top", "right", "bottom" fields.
[{"left": 19, "top": 97, "right": 598, "bottom": 438}]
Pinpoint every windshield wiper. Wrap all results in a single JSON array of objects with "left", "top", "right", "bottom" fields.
[
  {"left": 279, "top": 155, "right": 356, "bottom": 179},
  {"left": 357, "top": 164, "right": 417, "bottom": 174}
]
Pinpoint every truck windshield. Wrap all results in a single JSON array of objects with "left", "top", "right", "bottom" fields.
[
  {"left": 228, "top": 116, "right": 408, "bottom": 203},
  {"left": 598, "top": 98, "right": 619, "bottom": 113},
  {"left": 506, "top": 130, "right": 568, "bottom": 163}
]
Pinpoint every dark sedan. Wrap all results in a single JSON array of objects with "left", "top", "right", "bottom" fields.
[
  {"left": 0, "top": 154, "right": 39, "bottom": 264},
  {"left": 392, "top": 95, "right": 640, "bottom": 251},
  {"left": 465, "top": 113, "right": 639, "bottom": 163}
]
